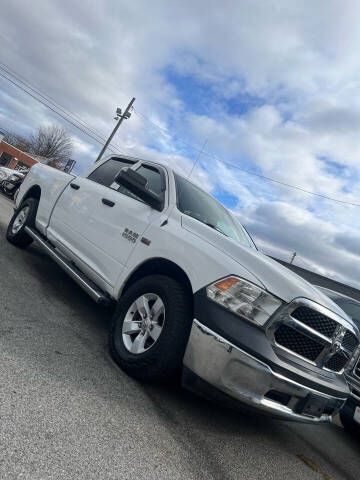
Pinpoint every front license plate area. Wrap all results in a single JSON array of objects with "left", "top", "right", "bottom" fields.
[{"left": 296, "top": 395, "right": 328, "bottom": 417}]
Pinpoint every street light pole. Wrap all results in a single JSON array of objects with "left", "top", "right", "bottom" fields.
[
  {"left": 290, "top": 251, "right": 297, "bottom": 264},
  {"left": 95, "top": 97, "right": 135, "bottom": 162}
]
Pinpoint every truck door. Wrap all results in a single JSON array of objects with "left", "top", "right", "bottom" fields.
[
  {"left": 49, "top": 157, "right": 167, "bottom": 291},
  {"left": 85, "top": 161, "right": 167, "bottom": 288}
]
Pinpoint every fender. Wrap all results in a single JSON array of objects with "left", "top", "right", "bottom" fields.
[
  {"left": 114, "top": 214, "right": 262, "bottom": 299},
  {"left": 16, "top": 164, "right": 75, "bottom": 236}
]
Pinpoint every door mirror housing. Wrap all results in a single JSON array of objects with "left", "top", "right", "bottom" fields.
[{"left": 115, "top": 168, "right": 164, "bottom": 211}]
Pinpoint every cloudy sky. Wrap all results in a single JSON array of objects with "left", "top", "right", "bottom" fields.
[{"left": 0, "top": 0, "right": 359, "bottom": 288}]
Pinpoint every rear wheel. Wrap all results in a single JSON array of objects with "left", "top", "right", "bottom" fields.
[
  {"left": 6, "top": 198, "right": 38, "bottom": 248},
  {"left": 109, "top": 275, "right": 192, "bottom": 382}
]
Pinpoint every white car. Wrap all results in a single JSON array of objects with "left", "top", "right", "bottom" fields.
[
  {"left": 5, "top": 155, "right": 360, "bottom": 424},
  {"left": 0, "top": 167, "right": 15, "bottom": 181},
  {"left": 0, "top": 167, "right": 25, "bottom": 182}
]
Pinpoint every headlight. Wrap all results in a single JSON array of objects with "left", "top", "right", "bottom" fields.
[{"left": 206, "top": 276, "right": 283, "bottom": 326}]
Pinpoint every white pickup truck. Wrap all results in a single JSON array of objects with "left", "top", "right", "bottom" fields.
[{"left": 6, "top": 155, "right": 360, "bottom": 423}]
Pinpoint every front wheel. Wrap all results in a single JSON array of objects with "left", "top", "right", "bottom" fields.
[
  {"left": 109, "top": 275, "right": 192, "bottom": 382},
  {"left": 6, "top": 198, "right": 38, "bottom": 248}
]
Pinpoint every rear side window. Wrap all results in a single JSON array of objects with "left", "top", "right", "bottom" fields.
[{"left": 88, "top": 158, "right": 135, "bottom": 186}]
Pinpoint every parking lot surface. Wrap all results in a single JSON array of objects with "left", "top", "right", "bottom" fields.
[{"left": 0, "top": 194, "right": 358, "bottom": 480}]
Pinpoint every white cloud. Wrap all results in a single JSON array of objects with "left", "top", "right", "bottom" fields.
[
  {"left": 236, "top": 200, "right": 360, "bottom": 288},
  {"left": 0, "top": 0, "right": 359, "bottom": 288}
]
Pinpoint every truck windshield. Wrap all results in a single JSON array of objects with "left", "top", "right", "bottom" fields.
[{"left": 174, "top": 174, "right": 256, "bottom": 249}]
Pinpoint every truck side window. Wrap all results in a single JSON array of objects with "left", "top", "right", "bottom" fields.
[{"left": 88, "top": 158, "right": 135, "bottom": 187}]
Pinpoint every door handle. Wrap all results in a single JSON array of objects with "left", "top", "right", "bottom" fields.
[
  {"left": 70, "top": 183, "right": 80, "bottom": 190},
  {"left": 102, "top": 198, "right": 115, "bottom": 207}
]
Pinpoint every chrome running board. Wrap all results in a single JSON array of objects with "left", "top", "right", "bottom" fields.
[{"left": 25, "top": 226, "right": 111, "bottom": 306}]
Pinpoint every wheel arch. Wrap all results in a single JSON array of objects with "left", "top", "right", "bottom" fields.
[
  {"left": 22, "top": 184, "right": 41, "bottom": 202},
  {"left": 120, "top": 257, "right": 194, "bottom": 313}
]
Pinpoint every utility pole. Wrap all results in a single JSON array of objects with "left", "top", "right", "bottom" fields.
[{"left": 95, "top": 97, "right": 135, "bottom": 162}]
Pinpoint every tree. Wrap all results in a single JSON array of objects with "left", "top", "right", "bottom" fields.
[
  {"left": 2, "top": 131, "right": 31, "bottom": 152},
  {"left": 29, "top": 125, "right": 73, "bottom": 168}
]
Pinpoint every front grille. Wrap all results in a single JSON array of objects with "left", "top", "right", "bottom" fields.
[
  {"left": 343, "top": 331, "right": 358, "bottom": 353},
  {"left": 291, "top": 306, "right": 337, "bottom": 337},
  {"left": 274, "top": 325, "right": 324, "bottom": 361},
  {"left": 273, "top": 303, "right": 359, "bottom": 373},
  {"left": 325, "top": 352, "right": 348, "bottom": 372},
  {"left": 354, "top": 357, "right": 360, "bottom": 380}
]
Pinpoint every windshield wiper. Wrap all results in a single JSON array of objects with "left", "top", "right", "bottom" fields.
[{"left": 205, "top": 222, "right": 229, "bottom": 238}]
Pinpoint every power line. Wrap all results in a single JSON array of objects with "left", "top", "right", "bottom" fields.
[
  {"left": 187, "top": 139, "right": 208, "bottom": 178},
  {"left": 133, "top": 108, "right": 202, "bottom": 153},
  {"left": 0, "top": 63, "right": 103, "bottom": 139},
  {"left": 1, "top": 65, "right": 359, "bottom": 206},
  {"left": 218, "top": 160, "right": 360, "bottom": 206},
  {"left": 133, "top": 108, "right": 360, "bottom": 207},
  {"left": 0, "top": 62, "right": 129, "bottom": 156},
  {"left": 0, "top": 65, "right": 127, "bottom": 156},
  {"left": 0, "top": 69, "right": 115, "bottom": 152},
  {"left": 0, "top": 62, "right": 128, "bottom": 155}
]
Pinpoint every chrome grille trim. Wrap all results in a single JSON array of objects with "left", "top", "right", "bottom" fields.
[
  {"left": 353, "top": 356, "right": 360, "bottom": 380},
  {"left": 286, "top": 317, "right": 332, "bottom": 345},
  {"left": 267, "top": 298, "right": 360, "bottom": 374},
  {"left": 351, "top": 388, "right": 360, "bottom": 402}
]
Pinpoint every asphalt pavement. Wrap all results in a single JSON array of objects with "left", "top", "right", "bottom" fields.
[{"left": 0, "top": 194, "right": 358, "bottom": 480}]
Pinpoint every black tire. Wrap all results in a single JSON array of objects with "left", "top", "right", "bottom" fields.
[
  {"left": 340, "top": 402, "right": 360, "bottom": 436},
  {"left": 109, "top": 275, "right": 192, "bottom": 382},
  {"left": 6, "top": 197, "right": 38, "bottom": 248}
]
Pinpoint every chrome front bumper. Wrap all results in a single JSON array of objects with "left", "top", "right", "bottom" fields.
[{"left": 183, "top": 320, "right": 347, "bottom": 423}]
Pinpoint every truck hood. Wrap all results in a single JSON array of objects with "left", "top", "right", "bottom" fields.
[{"left": 182, "top": 215, "right": 350, "bottom": 321}]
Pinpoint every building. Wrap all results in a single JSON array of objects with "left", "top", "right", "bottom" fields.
[
  {"left": 0, "top": 140, "right": 43, "bottom": 171},
  {"left": 0, "top": 139, "right": 76, "bottom": 173}
]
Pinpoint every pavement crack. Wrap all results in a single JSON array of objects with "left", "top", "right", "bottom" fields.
[{"left": 297, "top": 454, "right": 333, "bottom": 480}]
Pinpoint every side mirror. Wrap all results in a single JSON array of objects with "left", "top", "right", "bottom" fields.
[{"left": 115, "top": 168, "right": 163, "bottom": 211}]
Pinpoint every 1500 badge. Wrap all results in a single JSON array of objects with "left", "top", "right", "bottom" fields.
[{"left": 122, "top": 228, "right": 139, "bottom": 243}]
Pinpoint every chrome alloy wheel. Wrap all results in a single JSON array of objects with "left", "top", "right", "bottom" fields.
[
  {"left": 11, "top": 206, "right": 30, "bottom": 234},
  {"left": 122, "top": 293, "right": 165, "bottom": 354}
]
